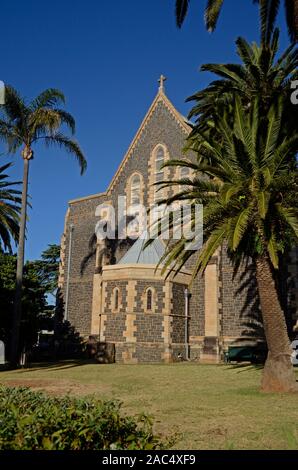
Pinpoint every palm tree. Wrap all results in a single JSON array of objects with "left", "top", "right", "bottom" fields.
[
  {"left": 186, "top": 28, "right": 297, "bottom": 140},
  {"left": 175, "top": 0, "right": 298, "bottom": 43},
  {"left": 0, "top": 86, "right": 86, "bottom": 366},
  {"left": 0, "top": 162, "right": 21, "bottom": 252},
  {"left": 155, "top": 97, "right": 298, "bottom": 392}
]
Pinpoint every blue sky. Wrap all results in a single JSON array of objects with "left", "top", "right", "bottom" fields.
[{"left": 0, "top": 0, "right": 290, "bottom": 260}]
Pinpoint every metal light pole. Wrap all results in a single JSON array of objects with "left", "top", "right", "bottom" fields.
[
  {"left": 64, "top": 224, "right": 74, "bottom": 321},
  {"left": 184, "top": 288, "right": 190, "bottom": 360}
]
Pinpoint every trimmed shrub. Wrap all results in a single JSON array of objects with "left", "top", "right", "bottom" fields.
[{"left": 0, "top": 386, "right": 165, "bottom": 450}]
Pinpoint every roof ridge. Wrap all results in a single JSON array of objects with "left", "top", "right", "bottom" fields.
[{"left": 106, "top": 91, "right": 191, "bottom": 194}]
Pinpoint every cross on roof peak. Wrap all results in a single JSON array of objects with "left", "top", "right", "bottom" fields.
[{"left": 158, "top": 74, "right": 167, "bottom": 93}]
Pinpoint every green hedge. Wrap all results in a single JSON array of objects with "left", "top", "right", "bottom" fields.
[{"left": 0, "top": 386, "right": 165, "bottom": 450}]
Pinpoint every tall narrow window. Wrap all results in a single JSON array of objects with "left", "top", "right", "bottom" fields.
[
  {"left": 130, "top": 174, "right": 141, "bottom": 205},
  {"left": 146, "top": 289, "right": 153, "bottom": 311},
  {"left": 114, "top": 288, "right": 119, "bottom": 311},
  {"left": 154, "top": 146, "right": 165, "bottom": 202}
]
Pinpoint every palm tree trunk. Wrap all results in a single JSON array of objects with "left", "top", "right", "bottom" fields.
[
  {"left": 10, "top": 155, "right": 30, "bottom": 367},
  {"left": 256, "top": 255, "right": 297, "bottom": 392}
]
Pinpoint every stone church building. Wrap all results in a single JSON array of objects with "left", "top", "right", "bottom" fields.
[{"left": 58, "top": 77, "right": 298, "bottom": 363}]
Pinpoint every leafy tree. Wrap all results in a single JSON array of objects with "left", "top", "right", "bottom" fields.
[
  {"left": 0, "top": 163, "right": 21, "bottom": 252},
  {"left": 32, "top": 244, "right": 60, "bottom": 298},
  {"left": 0, "top": 245, "right": 61, "bottom": 359},
  {"left": 0, "top": 253, "right": 47, "bottom": 357},
  {"left": 175, "top": 0, "right": 298, "bottom": 43},
  {"left": 0, "top": 87, "right": 86, "bottom": 366},
  {"left": 155, "top": 97, "right": 298, "bottom": 392},
  {"left": 0, "top": 253, "right": 16, "bottom": 346}
]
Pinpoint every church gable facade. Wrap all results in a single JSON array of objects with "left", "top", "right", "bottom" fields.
[{"left": 58, "top": 79, "right": 298, "bottom": 363}]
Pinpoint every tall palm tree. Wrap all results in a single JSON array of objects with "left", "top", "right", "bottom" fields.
[
  {"left": 175, "top": 0, "right": 298, "bottom": 43},
  {"left": 0, "top": 162, "right": 21, "bottom": 252},
  {"left": 186, "top": 28, "right": 297, "bottom": 140},
  {"left": 155, "top": 97, "right": 298, "bottom": 392},
  {"left": 0, "top": 86, "right": 86, "bottom": 366}
]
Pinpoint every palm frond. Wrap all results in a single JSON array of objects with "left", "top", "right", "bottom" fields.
[
  {"left": 0, "top": 163, "right": 21, "bottom": 252},
  {"left": 205, "top": 0, "right": 224, "bottom": 32},
  {"left": 2, "top": 86, "right": 28, "bottom": 122},
  {"left": 29, "top": 89, "right": 65, "bottom": 111},
  {"left": 175, "top": 0, "right": 190, "bottom": 28},
  {"left": 43, "top": 133, "right": 87, "bottom": 174},
  {"left": 284, "top": 0, "right": 298, "bottom": 43},
  {"left": 267, "top": 234, "right": 279, "bottom": 268}
]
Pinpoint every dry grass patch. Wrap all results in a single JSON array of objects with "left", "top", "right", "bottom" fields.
[{"left": 1, "top": 361, "right": 297, "bottom": 449}]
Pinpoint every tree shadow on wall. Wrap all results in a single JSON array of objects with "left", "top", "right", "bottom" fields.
[
  {"left": 233, "top": 258, "right": 265, "bottom": 342},
  {"left": 50, "top": 288, "right": 85, "bottom": 360},
  {"left": 27, "top": 289, "right": 86, "bottom": 364},
  {"left": 232, "top": 253, "right": 295, "bottom": 343},
  {"left": 80, "top": 215, "right": 136, "bottom": 275}
]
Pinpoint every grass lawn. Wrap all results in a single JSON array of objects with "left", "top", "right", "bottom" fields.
[{"left": 1, "top": 362, "right": 298, "bottom": 450}]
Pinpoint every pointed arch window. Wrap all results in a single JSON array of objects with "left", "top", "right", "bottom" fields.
[
  {"left": 154, "top": 146, "right": 165, "bottom": 202},
  {"left": 130, "top": 173, "right": 141, "bottom": 205},
  {"left": 115, "top": 289, "right": 119, "bottom": 310},
  {"left": 143, "top": 287, "right": 156, "bottom": 313},
  {"left": 146, "top": 288, "right": 153, "bottom": 311},
  {"left": 113, "top": 287, "right": 120, "bottom": 312}
]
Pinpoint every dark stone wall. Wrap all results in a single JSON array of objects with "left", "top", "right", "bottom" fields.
[
  {"left": 288, "top": 249, "right": 298, "bottom": 329},
  {"left": 104, "top": 314, "right": 126, "bottom": 342},
  {"left": 134, "top": 343, "right": 164, "bottom": 363},
  {"left": 172, "top": 283, "right": 186, "bottom": 344},
  {"left": 135, "top": 314, "right": 164, "bottom": 343},
  {"left": 134, "top": 281, "right": 164, "bottom": 313},
  {"left": 103, "top": 281, "right": 128, "bottom": 343},
  {"left": 220, "top": 246, "right": 263, "bottom": 338},
  {"left": 66, "top": 281, "right": 94, "bottom": 334},
  {"left": 62, "top": 194, "right": 106, "bottom": 336},
  {"left": 276, "top": 252, "right": 297, "bottom": 336},
  {"left": 104, "top": 281, "right": 128, "bottom": 315},
  {"left": 189, "top": 275, "right": 205, "bottom": 337},
  {"left": 172, "top": 283, "right": 185, "bottom": 316},
  {"left": 172, "top": 316, "right": 185, "bottom": 344}
]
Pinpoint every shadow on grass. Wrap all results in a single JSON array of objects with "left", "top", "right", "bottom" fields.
[
  {"left": 224, "top": 363, "right": 264, "bottom": 373},
  {"left": 1, "top": 359, "right": 98, "bottom": 374}
]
